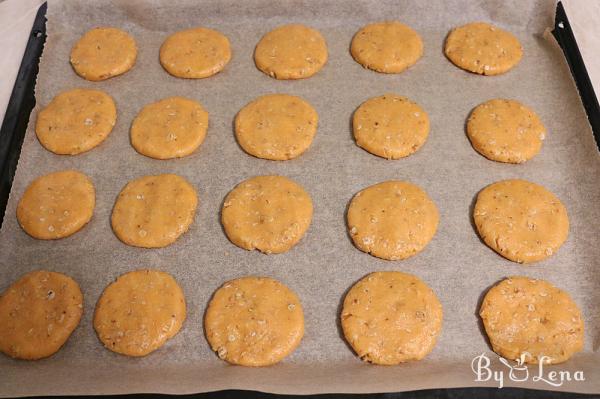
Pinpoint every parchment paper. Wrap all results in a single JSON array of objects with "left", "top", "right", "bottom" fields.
[{"left": 1, "top": 0, "right": 599, "bottom": 395}]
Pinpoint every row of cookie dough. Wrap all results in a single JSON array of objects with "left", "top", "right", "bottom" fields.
[
  {"left": 70, "top": 21, "right": 522, "bottom": 82},
  {"left": 36, "top": 88, "right": 545, "bottom": 164},
  {"left": 353, "top": 95, "right": 546, "bottom": 163},
  {"left": 36, "top": 89, "right": 313, "bottom": 160},
  {"left": 16, "top": 172, "right": 569, "bottom": 264},
  {"left": 0, "top": 270, "right": 584, "bottom": 366}
]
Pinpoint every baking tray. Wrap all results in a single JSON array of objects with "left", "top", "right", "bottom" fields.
[
  {"left": 0, "top": 2, "right": 47, "bottom": 228},
  {"left": 0, "top": 1, "right": 599, "bottom": 398}
]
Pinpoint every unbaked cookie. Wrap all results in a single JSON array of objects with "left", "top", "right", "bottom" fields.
[
  {"left": 0, "top": 270, "right": 83, "bottom": 360},
  {"left": 94, "top": 269, "right": 186, "bottom": 357},
  {"left": 160, "top": 27, "right": 231, "bottom": 79},
  {"left": 131, "top": 96, "right": 209, "bottom": 159},
  {"left": 221, "top": 175, "right": 313, "bottom": 254},
  {"left": 480, "top": 276, "right": 583, "bottom": 364},
  {"left": 205, "top": 276, "right": 304, "bottom": 366},
  {"left": 347, "top": 181, "right": 439, "bottom": 260},
  {"left": 351, "top": 21, "right": 423, "bottom": 73},
  {"left": 36, "top": 88, "right": 117, "bottom": 155},
  {"left": 17, "top": 170, "right": 95, "bottom": 240},
  {"left": 467, "top": 99, "right": 545, "bottom": 163},
  {"left": 445, "top": 22, "right": 522, "bottom": 75},
  {"left": 254, "top": 24, "right": 327, "bottom": 79},
  {"left": 473, "top": 179, "right": 569, "bottom": 263},
  {"left": 353, "top": 94, "right": 429, "bottom": 159},
  {"left": 111, "top": 174, "right": 198, "bottom": 248},
  {"left": 341, "top": 271, "right": 442, "bottom": 365},
  {"left": 70, "top": 27, "right": 137, "bottom": 81},
  {"left": 235, "top": 94, "right": 318, "bottom": 160}
]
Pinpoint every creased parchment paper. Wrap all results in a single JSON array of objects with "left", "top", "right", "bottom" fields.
[{"left": 1, "top": 0, "right": 599, "bottom": 395}]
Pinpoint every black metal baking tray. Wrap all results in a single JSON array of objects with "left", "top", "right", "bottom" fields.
[
  {"left": 0, "top": 2, "right": 598, "bottom": 398},
  {"left": 553, "top": 2, "right": 600, "bottom": 150},
  {"left": 0, "top": 2, "right": 46, "bottom": 228}
]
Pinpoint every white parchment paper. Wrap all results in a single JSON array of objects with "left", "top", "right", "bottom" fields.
[{"left": 1, "top": 0, "right": 599, "bottom": 395}]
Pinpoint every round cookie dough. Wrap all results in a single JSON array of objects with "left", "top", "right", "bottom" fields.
[
  {"left": 254, "top": 24, "right": 328, "bottom": 79},
  {"left": 0, "top": 270, "right": 83, "bottom": 360},
  {"left": 347, "top": 181, "right": 439, "bottom": 260},
  {"left": 221, "top": 175, "right": 313, "bottom": 254},
  {"left": 111, "top": 174, "right": 198, "bottom": 248},
  {"left": 480, "top": 276, "right": 583, "bottom": 364},
  {"left": 160, "top": 27, "right": 231, "bottom": 79},
  {"left": 235, "top": 94, "right": 318, "bottom": 160},
  {"left": 467, "top": 99, "right": 545, "bottom": 163},
  {"left": 444, "top": 22, "right": 523, "bottom": 75},
  {"left": 36, "top": 88, "right": 117, "bottom": 155},
  {"left": 473, "top": 179, "right": 569, "bottom": 263},
  {"left": 205, "top": 276, "right": 304, "bottom": 366},
  {"left": 350, "top": 21, "right": 423, "bottom": 74},
  {"left": 341, "top": 271, "right": 443, "bottom": 365},
  {"left": 70, "top": 27, "right": 137, "bottom": 81},
  {"left": 131, "top": 96, "right": 209, "bottom": 159},
  {"left": 17, "top": 170, "right": 95, "bottom": 240},
  {"left": 353, "top": 94, "right": 430, "bottom": 159},
  {"left": 94, "top": 269, "right": 186, "bottom": 357}
]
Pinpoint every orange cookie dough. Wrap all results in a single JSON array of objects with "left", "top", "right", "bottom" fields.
[
  {"left": 17, "top": 170, "right": 95, "bottom": 240},
  {"left": 111, "top": 174, "right": 198, "bottom": 248},
  {"left": 93, "top": 269, "right": 186, "bottom": 357},
  {"left": 351, "top": 21, "right": 423, "bottom": 73},
  {"left": 235, "top": 94, "right": 318, "bottom": 160},
  {"left": 131, "top": 96, "right": 209, "bottom": 159},
  {"left": 254, "top": 24, "right": 328, "bottom": 79},
  {"left": 70, "top": 27, "right": 137, "bottom": 81},
  {"left": 353, "top": 94, "right": 429, "bottom": 159},
  {"left": 341, "top": 271, "right": 443, "bottom": 365},
  {"left": 473, "top": 179, "right": 569, "bottom": 263},
  {"left": 480, "top": 276, "right": 584, "bottom": 364},
  {"left": 36, "top": 88, "right": 117, "bottom": 155},
  {"left": 221, "top": 176, "right": 313, "bottom": 254},
  {"left": 347, "top": 181, "right": 439, "bottom": 260},
  {"left": 445, "top": 22, "right": 522, "bottom": 75},
  {"left": 0, "top": 270, "right": 83, "bottom": 360},
  {"left": 160, "top": 27, "right": 231, "bottom": 79},
  {"left": 467, "top": 99, "right": 545, "bottom": 163},
  {"left": 205, "top": 276, "right": 304, "bottom": 366}
]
